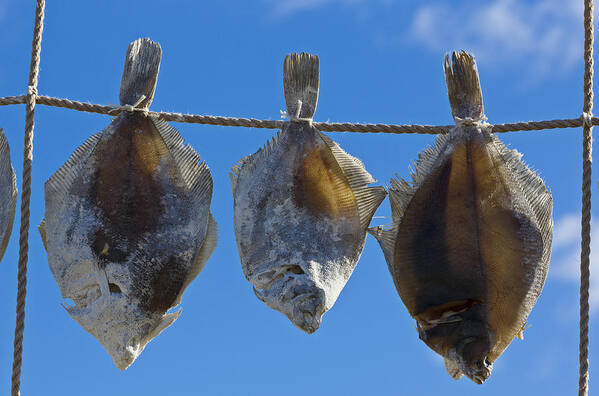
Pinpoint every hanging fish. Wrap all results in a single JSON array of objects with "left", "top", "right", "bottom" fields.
[
  {"left": 230, "top": 53, "right": 386, "bottom": 333},
  {"left": 39, "top": 38, "right": 217, "bottom": 370},
  {"left": 370, "top": 51, "right": 552, "bottom": 383},
  {"left": 0, "top": 129, "right": 16, "bottom": 263}
]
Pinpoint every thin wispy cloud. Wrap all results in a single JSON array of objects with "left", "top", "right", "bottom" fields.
[
  {"left": 263, "top": 0, "right": 390, "bottom": 17},
  {"left": 551, "top": 213, "right": 598, "bottom": 313},
  {"left": 409, "top": 0, "right": 586, "bottom": 76}
]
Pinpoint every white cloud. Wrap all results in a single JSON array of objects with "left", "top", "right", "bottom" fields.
[
  {"left": 409, "top": 0, "right": 587, "bottom": 76},
  {"left": 264, "top": 0, "right": 389, "bottom": 17},
  {"left": 551, "top": 214, "right": 599, "bottom": 312}
]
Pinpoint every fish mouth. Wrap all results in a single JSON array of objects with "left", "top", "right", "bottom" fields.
[
  {"left": 464, "top": 357, "right": 492, "bottom": 384},
  {"left": 290, "top": 292, "right": 326, "bottom": 333},
  {"left": 252, "top": 266, "right": 326, "bottom": 333},
  {"left": 112, "top": 335, "right": 143, "bottom": 370},
  {"left": 450, "top": 336, "right": 493, "bottom": 384}
]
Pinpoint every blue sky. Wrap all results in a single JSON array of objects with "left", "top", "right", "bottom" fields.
[{"left": 0, "top": 0, "right": 597, "bottom": 394}]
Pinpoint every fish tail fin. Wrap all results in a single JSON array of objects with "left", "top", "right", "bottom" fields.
[
  {"left": 284, "top": 53, "right": 319, "bottom": 120},
  {"left": 444, "top": 51, "right": 484, "bottom": 121},
  {"left": 119, "top": 38, "right": 162, "bottom": 108}
]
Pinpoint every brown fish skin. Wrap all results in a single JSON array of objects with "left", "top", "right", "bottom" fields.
[
  {"left": 398, "top": 130, "right": 545, "bottom": 383},
  {"left": 371, "top": 51, "right": 552, "bottom": 383}
]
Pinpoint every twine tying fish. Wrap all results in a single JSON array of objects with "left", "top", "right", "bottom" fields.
[{"left": 108, "top": 95, "right": 148, "bottom": 116}]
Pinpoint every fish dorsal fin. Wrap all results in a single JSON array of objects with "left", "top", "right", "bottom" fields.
[
  {"left": 38, "top": 218, "right": 48, "bottom": 251},
  {"left": 44, "top": 132, "right": 103, "bottom": 200},
  {"left": 318, "top": 132, "right": 387, "bottom": 229},
  {"left": 284, "top": 53, "right": 319, "bottom": 121},
  {"left": 151, "top": 118, "right": 213, "bottom": 204},
  {"left": 230, "top": 131, "right": 282, "bottom": 196},
  {"left": 389, "top": 133, "right": 452, "bottom": 225},
  {"left": 0, "top": 129, "right": 16, "bottom": 262},
  {"left": 444, "top": 51, "right": 484, "bottom": 121},
  {"left": 367, "top": 224, "right": 398, "bottom": 267},
  {"left": 490, "top": 136, "right": 553, "bottom": 241},
  {"left": 380, "top": 132, "right": 452, "bottom": 264},
  {"left": 173, "top": 212, "right": 218, "bottom": 306},
  {"left": 119, "top": 38, "right": 161, "bottom": 108}
]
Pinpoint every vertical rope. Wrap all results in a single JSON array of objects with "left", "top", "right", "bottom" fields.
[
  {"left": 580, "top": 0, "right": 594, "bottom": 395},
  {"left": 10, "top": 1, "right": 45, "bottom": 395}
]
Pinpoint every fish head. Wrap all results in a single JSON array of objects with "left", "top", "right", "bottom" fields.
[
  {"left": 449, "top": 334, "right": 493, "bottom": 384},
  {"left": 418, "top": 316, "right": 492, "bottom": 384},
  {"left": 252, "top": 264, "right": 326, "bottom": 334},
  {"left": 64, "top": 278, "right": 180, "bottom": 370}
]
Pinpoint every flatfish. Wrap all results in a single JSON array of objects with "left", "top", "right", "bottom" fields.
[
  {"left": 0, "top": 129, "right": 16, "bottom": 263},
  {"left": 231, "top": 53, "right": 386, "bottom": 333},
  {"left": 370, "top": 51, "right": 552, "bottom": 383},
  {"left": 39, "top": 38, "right": 217, "bottom": 370}
]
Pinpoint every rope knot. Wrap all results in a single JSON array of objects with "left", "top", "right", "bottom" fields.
[
  {"left": 453, "top": 115, "right": 491, "bottom": 132},
  {"left": 581, "top": 112, "right": 594, "bottom": 128},
  {"left": 26, "top": 86, "right": 37, "bottom": 97},
  {"left": 288, "top": 99, "right": 313, "bottom": 125},
  {"left": 108, "top": 95, "right": 149, "bottom": 116}
]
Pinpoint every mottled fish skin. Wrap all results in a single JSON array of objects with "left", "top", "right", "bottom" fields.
[
  {"left": 231, "top": 53, "right": 386, "bottom": 333},
  {"left": 41, "top": 113, "right": 216, "bottom": 369},
  {"left": 39, "top": 38, "right": 216, "bottom": 370},
  {"left": 0, "top": 129, "right": 17, "bottom": 264},
  {"left": 370, "top": 51, "right": 552, "bottom": 383}
]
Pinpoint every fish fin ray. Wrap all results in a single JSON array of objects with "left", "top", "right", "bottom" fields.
[
  {"left": 38, "top": 218, "right": 48, "bottom": 252},
  {"left": 367, "top": 224, "right": 398, "bottom": 267},
  {"left": 389, "top": 133, "right": 451, "bottom": 223},
  {"left": 444, "top": 51, "right": 484, "bottom": 120},
  {"left": 318, "top": 132, "right": 386, "bottom": 228},
  {"left": 44, "top": 132, "right": 103, "bottom": 199},
  {"left": 0, "top": 129, "right": 16, "bottom": 262},
  {"left": 284, "top": 53, "right": 319, "bottom": 120},
  {"left": 173, "top": 213, "right": 218, "bottom": 306},
  {"left": 490, "top": 136, "right": 553, "bottom": 249},
  {"left": 151, "top": 118, "right": 213, "bottom": 203},
  {"left": 230, "top": 131, "right": 283, "bottom": 196},
  {"left": 119, "top": 38, "right": 161, "bottom": 108}
]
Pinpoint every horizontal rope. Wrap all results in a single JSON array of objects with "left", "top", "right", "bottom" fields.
[{"left": 0, "top": 94, "right": 594, "bottom": 134}]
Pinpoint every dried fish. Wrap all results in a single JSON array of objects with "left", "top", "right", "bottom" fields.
[
  {"left": 231, "top": 53, "right": 386, "bottom": 333},
  {"left": 370, "top": 51, "right": 553, "bottom": 383},
  {"left": 39, "top": 38, "right": 216, "bottom": 370},
  {"left": 0, "top": 129, "right": 16, "bottom": 263}
]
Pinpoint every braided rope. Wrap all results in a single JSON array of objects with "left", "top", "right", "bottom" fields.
[
  {"left": 0, "top": 0, "right": 594, "bottom": 394},
  {"left": 0, "top": 94, "right": 595, "bottom": 134},
  {"left": 11, "top": 1, "right": 45, "bottom": 395},
  {"left": 579, "top": 0, "right": 594, "bottom": 395}
]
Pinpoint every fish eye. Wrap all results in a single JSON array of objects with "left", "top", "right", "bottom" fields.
[{"left": 108, "top": 283, "right": 122, "bottom": 294}]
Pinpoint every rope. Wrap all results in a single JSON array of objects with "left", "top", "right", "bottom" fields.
[
  {"left": 11, "top": 1, "right": 45, "bottom": 395},
  {"left": 579, "top": 0, "right": 594, "bottom": 394},
  {"left": 0, "top": 94, "right": 596, "bottom": 134},
  {"left": 0, "top": 0, "right": 595, "bottom": 394}
]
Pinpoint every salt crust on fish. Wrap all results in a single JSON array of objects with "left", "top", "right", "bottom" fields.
[
  {"left": 39, "top": 38, "right": 216, "bottom": 370},
  {"left": 231, "top": 53, "right": 386, "bottom": 333}
]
